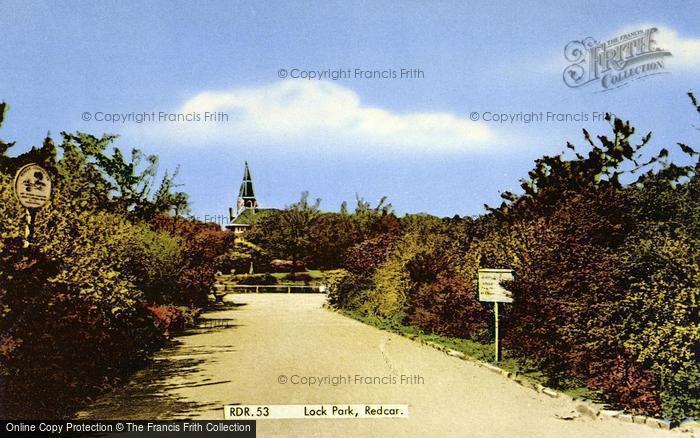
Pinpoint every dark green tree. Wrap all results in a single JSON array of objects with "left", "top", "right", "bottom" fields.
[
  {"left": 249, "top": 192, "right": 320, "bottom": 274},
  {"left": 57, "top": 132, "right": 189, "bottom": 220}
]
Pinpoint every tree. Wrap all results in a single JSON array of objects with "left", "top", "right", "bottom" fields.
[
  {"left": 216, "top": 239, "right": 268, "bottom": 274},
  {"left": 279, "top": 192, "right": 321, "bottom": 274},
  {"left": 352, "top": 194, "right": 399, "bottom": 240},
  {"left": 248, "top": 192, "right": 320, "bottom": 274},
  {"left": 308, "top": 213, "right": 359, "bottom": 269},
  {"left": 58, "top": 132, "right": 190, "bottom": 221}
]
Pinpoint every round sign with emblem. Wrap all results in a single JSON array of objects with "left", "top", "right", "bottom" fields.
[{"left": 13, "top": 163, "right": 52, "bottom": 209}]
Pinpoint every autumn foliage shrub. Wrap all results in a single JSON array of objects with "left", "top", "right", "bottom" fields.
[
  {"left": 1, "top": 292, "right": 162, "bottom": 419},
  {"left": 324, "top": 269, "right": 372, "bottom": 310},
  {"left": 329, "top": 106, "right": 700, "bottom": 421},
  {"left": 500, "top": 189, "right": 662, "bottom": 413},
  {"left": 0, "top": 240, "right": 163, "bottom": 419},
  {"left": 145, "top": 304, "right": 186, "bottom": 337},
  {"left": 0, "top": 114, "right": 229, "bottom": 418},
  {"left": 343, "top": 235, "right": 396, "bottom": 277},
  {"left": 618, "top": 175, "right": 700, "bottom": 420},
  {"left": 408, "top": 274, "right": 491, "bottom": 342},
  {"left": 151, "top": 216, "right": 235, "bottom": 307},
  {"left": 0, "top": 192, "right": 166, "bottom": 418}
]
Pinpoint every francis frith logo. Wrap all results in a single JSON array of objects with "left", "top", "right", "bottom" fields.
[{"left": 563, "top": 27, "right": 672, "bottom": 91}]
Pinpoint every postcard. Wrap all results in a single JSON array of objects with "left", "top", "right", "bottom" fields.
[{"left": 1, "top": 1, "right": 698, "bottom": 437}]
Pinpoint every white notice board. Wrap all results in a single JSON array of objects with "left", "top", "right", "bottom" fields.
[{"left": 478, "top": 269, "right": 514, "bottom": 303}]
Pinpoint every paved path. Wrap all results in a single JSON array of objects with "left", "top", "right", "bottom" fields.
[{"left": 77, "top": 294, "right": 682, "bottom": 437}]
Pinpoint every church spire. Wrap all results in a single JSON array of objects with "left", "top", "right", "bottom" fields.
[{"left": 236, "top": 161, "right": 258, "bottom": 215}]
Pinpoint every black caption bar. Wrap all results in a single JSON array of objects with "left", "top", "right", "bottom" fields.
[{"left": 1, "top": 420, "right": 256, "bottom": 437}]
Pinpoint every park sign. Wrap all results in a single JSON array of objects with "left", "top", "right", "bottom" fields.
[
  {"left": 478, "top": 268, "right": 514, "bottom": 303},
  {"left": 13, "top": 163, "right": 52, "bottom": 209},
  {"left": 478, "top": 268, "right": 514, "bottom": 362}
]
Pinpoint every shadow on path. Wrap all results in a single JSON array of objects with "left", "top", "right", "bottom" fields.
[{"left": 77, "top": 321, "right": 240, "bottom": 420}]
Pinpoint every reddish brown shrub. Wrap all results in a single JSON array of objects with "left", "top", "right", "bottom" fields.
[
  {"left": 343, "top": 235, "right": 395, "bottom": 276},
  {"left": 151, "top": 215, "right": 235, "bottom": 306},
  {"left": 407, "top": 274, "right": 490, "bottom": 341},
  {"left": 588, "top": 353, "right": 662, "bottom": 415},
  {"left": 145, "top": 304, "right": 186, "bottom": 337}
]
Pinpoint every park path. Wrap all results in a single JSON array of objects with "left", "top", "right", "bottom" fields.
[{"left": 77, "top": 294, "right": 681, "bottom": 438}]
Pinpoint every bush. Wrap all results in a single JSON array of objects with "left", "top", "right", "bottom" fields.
[
  {"left": 324, "top": 269, "right": 372, "bottom": 310},
  {"left": 0, "top": 123, "right": 230, "bottom": 418},
  {"left": 283, "top": 272, "right": 315, "bottom": 283},
  {"left": 146, "top": 304, "right": 186, "bottom": 337},
  {"left": 362, "top": 256, "right": 412, "bottom": 318},
  {"left": 123, "top": 227, "right": 184, "bottom": 304},
  {"left": 151, "top": 216, "right": 236, "bottom": 307},
  {"left": 231, "top": 273, "right": 278, "bottom": 285},
  {"left": 327, "top": 107, "right": 700, "bottom": 421},
  {"left": 403, "top": 219, "right": 493, "bottom": 342},
  {"left": 506, "top": 190, "right": 628, "bottom": 376},
  {"left": 0, "top": 281, "right": 163, "bottom": 419},
  {"left": 175, "top": 306, "right": 202, "bottom": 328},
  {"left": 408, "top": 274, "right": 490, "bottom": 342},
  {"left": 620, "top": 185, "right": 699, "bottom": 420},
  {"left": 359, "top": 219, "right": 449, "bottom": 319},
  {"left": 0, "top": 196, "right": 167, "bottom": 418},
  {"left": 342, "top": 235, "right": 395, "bottom": 276}
]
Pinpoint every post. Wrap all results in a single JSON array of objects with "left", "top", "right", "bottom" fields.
[
  {"left": 494, "top": 302, "right": 500, "bottom": 362},
  {"left": 478, "top": 268, "right": 513, "bottom": 363},
  {"left": 22, "top": 208, "right": 36, "bottom": 249}
]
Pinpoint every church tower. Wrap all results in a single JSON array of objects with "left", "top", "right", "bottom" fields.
[{"left": 236, "top": 161, "right": 258, "bottom": 216}]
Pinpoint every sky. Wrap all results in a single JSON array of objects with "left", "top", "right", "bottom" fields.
[{"left": 1, "top": 0, "right": 699, "bottom": 220}]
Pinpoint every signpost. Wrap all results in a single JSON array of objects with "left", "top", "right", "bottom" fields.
[
  {"left": 13, "top": 163, "right": 52, "bottom": 248},
  {"left": 478, "top": 268, "right": 514, "bottom": 362}
]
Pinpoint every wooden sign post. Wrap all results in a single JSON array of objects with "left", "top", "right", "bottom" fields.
[
  {"left": 478, "top": 268, "right": 514, "bottom": 362},
  {"left": 13, "top": 163, "right": 52, "bottom": 248}
]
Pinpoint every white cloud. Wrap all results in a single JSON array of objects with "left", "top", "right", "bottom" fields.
[
  {"left": 547, "top": 25, "right": 700, "bottom": 78},
  {"left": 138, "top": 81, "right": 496, "bottom": 154},
  {"left": 616, "top": 24, "right": 700, "bottom": 70},
  {"left": 653, "top": 26, "right": 700, "bottom": 70}
]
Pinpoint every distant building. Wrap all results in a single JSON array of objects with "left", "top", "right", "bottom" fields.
[
  {"left": 226, "top": 162, "right": 276, "bottom": 235},
  {"left": 236, "top": 161, "right": 258, "bottom": 214}
]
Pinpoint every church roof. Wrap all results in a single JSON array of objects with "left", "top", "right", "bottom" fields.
[
  {"left": 231, "top": 207, "right": 279, "bottom": 225},
  {"left": 238, "top": 161, "right": 256, "bottom": 199},
  {"left": 232, "top": 207, "right": 258, "bottom": 225}
]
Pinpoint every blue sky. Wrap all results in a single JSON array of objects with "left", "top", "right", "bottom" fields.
[{"left": 1, "top": 0, "right": 699, "bottom": 219}]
